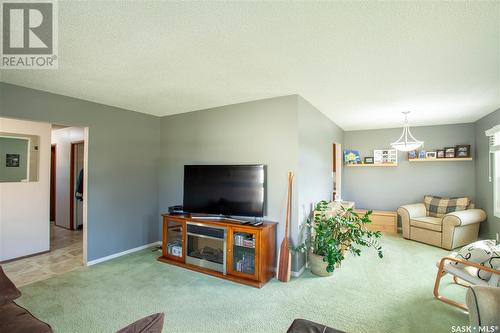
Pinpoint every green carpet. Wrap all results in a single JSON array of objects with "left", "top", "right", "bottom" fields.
[{"left": 17, "top": 234, "right": 468, "bottom": 333}]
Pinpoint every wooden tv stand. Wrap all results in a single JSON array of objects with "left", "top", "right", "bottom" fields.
[{"left": 158, "top": 214, "right": 277, "bottom": 288}]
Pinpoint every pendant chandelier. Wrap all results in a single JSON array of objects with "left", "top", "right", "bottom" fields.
[{"left": 391, "top": 111, "right": 423, "bottom": 152}]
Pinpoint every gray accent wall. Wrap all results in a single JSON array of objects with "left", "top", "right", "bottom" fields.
[
  {"left": 159, "top": 95, "right": 343, "bottom": 273},
  {"left": 0, "top": 83, "right": 160, "bottom": 261},
  {"left": 343, "top": 124, "right": 476, "bottom": 212},
  {"left": 159, "top": 96, "right": 299, "bottom": 253},
  {"left": 295, "top": 96, "right": 344, "bottom": 270},
  {"left": 474, "top": 108, "right": 500, "bottom": 239}
]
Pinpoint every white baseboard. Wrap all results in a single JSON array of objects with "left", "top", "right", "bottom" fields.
[
  {"left": 86, "top": 241, "right": 161, "bottom": 266},
  {"left": 291, "top": 265, "right": 305, "bottom": 277}
]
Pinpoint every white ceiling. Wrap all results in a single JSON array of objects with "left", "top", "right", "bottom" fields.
[{"left": 1, "top": 1, "right": 499, "bottom": 130}]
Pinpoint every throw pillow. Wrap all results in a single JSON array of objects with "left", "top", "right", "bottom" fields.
[
  {"left": 424, "top": 195, "right": 470, "bottom": 218},
  {"left": 0, "top": 266, "right": 21, "bottom": 305},
  {"left": 478, "top": 244, "right": 500, "bottom": 281}
]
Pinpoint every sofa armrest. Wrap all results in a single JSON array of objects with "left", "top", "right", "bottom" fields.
[
  {"left": 442, "top": 209, "right": 487, "bottom": 227},
  {"left": 466, "top": 286, "right": 500, "bottom": 327},
  {"left": 397, "top": 203, "right": 426, "bottom": 239}
]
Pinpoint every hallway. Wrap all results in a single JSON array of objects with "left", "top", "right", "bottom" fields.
[{"left": 2, "top": 223, "right": 83, "bottom": 286}]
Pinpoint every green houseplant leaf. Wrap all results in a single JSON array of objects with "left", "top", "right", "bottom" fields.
[{"left": 292, "top": 200, "right": 383, "bottom": 273}]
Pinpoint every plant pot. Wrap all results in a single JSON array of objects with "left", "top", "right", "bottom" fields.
[{"left": 309, "top": 251, "right": 333, "bottom": 277}]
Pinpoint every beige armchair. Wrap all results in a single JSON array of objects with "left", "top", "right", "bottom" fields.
[{"left": 397, "top": 203, "right": 486, "bottom": 250}]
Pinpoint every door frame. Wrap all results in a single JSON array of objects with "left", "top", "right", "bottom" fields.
[
  {"left": 50, "top": 144, "right": 57, "bottom": 223},
  {"left": 69, "top": 140, "right": 84, "bottom": 231},
  {"left": 333, "top": 143, "right": 342, "bottom": 200}
]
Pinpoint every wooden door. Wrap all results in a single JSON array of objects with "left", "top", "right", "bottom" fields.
[
  {"left": 50, "top": 145, "right": 56, "bottom": 222},
  {"left": 163, "top": 218, "right": 186, "bottom": 262},
  {"left": 227, "top": 227, "right": 259, "bottom": 281}
]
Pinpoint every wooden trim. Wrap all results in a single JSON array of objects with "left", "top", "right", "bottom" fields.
[
  {"left": 159, "top": 214, "right": 276, "bottom": 288},
  {"left": 69, "top": 141, "right": 84, "bottom": 230},
  {"left": 157, "top": 256, "right": 267, "bottom": 288},
  {"left": 227, "top": 226, "right": 260, "bottom": 281},
  {"left": 162, "top": 219, "right": 185, "bottom": 263},
  {"left": 409, "top": 157, "right": 473, "bottom": 162},
  {"left": 332, "top": 143, "right": 337, "bottom": 172},
  {"left": 433, "top": 256, "right": 500, "bottom": 311},
  {"left": 346, "top": 163, "right": 398, "bottom": 167},
  {"left": 69, "top": 143, "right": 75, "bottom": 230}
]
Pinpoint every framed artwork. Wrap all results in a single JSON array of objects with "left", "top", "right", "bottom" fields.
[
  {"left": 408, "top": 150, "right": 417, "bottom": 159},
  {"left": 445, "top": 147, "right": 455, "bottom": 158},
  {"left": 455, "top": 145, "right": 471, "bottom": 158},
  {"left": 344, "top": 150, "right": 361, "bottom": 164},
  {"left": 374, "top": 149, "right": 397, "bottom": 164},
  {"left": 419, "top": 150, "right": 426, "bottom": 159},
  {"left": 364, "top": 157, "right": 374, "bottom": 164},
  {"left": 426, "top": 151, "right": 437, "bottom": 159},
  {"left": 436, "top": 149, "right": 445, "bottom": 158},
  {"left": 6, "top": 154, "right": 20, "bottom": 167}
]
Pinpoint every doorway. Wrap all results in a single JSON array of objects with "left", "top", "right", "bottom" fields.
[
  {"left": 50, "top": 145, "right": 56, "bottom": 221},
  {"left": 2, "top": 123, "right": 89, "bottom": 287},
  {"left": 70, "top": 141, "right": 84, "bottom": 230}
]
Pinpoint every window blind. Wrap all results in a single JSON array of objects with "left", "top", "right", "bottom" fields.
[{"left": 486, "top": 125, "right": 500, "bottom": 182}]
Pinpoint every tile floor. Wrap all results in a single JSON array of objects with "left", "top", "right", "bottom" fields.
[{"left": 2, "top": 223, "right": 83, "bottom": 287}]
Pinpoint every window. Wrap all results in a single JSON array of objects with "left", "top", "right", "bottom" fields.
[{"left": 486, "top": 125, "right": 500, "bottom": 217}]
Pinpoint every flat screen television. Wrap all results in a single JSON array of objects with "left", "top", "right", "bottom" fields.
[{"left": 183, "top": 165, "right": 266, "bottom": 217}]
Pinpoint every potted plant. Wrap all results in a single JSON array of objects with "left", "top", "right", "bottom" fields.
[{"left": 294, "top": 201, "right": 383, "bottom": 276}]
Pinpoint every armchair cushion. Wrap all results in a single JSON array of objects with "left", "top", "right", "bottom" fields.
[
  {"left": 424, "top": 195, "right": 470, "bottom": 218},
  {"left": 410, "top": 216, "right": 442, "bottom": 232}
]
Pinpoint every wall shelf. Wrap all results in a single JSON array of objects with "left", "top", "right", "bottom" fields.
[
  {"left": 346, "top": 163, "right": 398, "bottom": 167},
  {"left": 408, "top": 157, "right": 473, "bottom": 162}
]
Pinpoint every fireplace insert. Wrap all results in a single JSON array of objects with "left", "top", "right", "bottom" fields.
[{"left": 185, "top": 222, "right": 227, "bottom": 274}]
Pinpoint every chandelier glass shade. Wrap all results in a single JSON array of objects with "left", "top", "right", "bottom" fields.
[{"left": 391, "top": 112, "right": 423, "bottom": 152}]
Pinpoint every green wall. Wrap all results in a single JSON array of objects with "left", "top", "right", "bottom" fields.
[{"left": 0, "top": 137, "right": 28, "bottom": 182}]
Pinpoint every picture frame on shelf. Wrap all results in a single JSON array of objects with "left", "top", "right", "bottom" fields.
[
  {"left": 444, "top": 147, "right": 455, "bottom": 158},
  {"left": 419, "top": 150, "right": 426, "bottom": 159},
  {"left": 455, "top": 145, "right": 471, "bottom": 158},
  {"left": 426, "top": 151, "right": 437, "bottom": 159},
  {"left": 364, "top": 157, "right": 374, "bottom": 164},
  {"left": 374, "top": 149, "right": 397, "bottom": 164},
  {"left": 408, "top": 150, "right": 417, "bottom": 159},
  {"left": 344, "top": 150, "right": 361, "bottom": 164},
  {"left": 436, "top": 149, "right": 445, "bottom": 158}
]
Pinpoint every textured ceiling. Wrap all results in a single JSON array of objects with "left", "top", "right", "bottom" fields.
[{"left": 1, "top": 1, "right": 499, "bottom": 130}]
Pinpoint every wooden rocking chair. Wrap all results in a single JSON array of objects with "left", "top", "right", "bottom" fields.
[{"left": 433, "top": 255, "right": 500, "bottom": 311}]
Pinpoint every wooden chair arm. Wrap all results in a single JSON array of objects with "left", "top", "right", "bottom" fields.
[{"left": 438, "top": 256, "right": 500, "bottom": 275}]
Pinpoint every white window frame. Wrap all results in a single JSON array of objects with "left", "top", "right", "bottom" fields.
[{"left": 486, "top": 125, "right": 500, "bottom": 218}]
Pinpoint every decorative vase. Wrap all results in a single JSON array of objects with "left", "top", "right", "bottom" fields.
[{"left": 309, "top": 251, "right": 333, "bottom": 277}]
